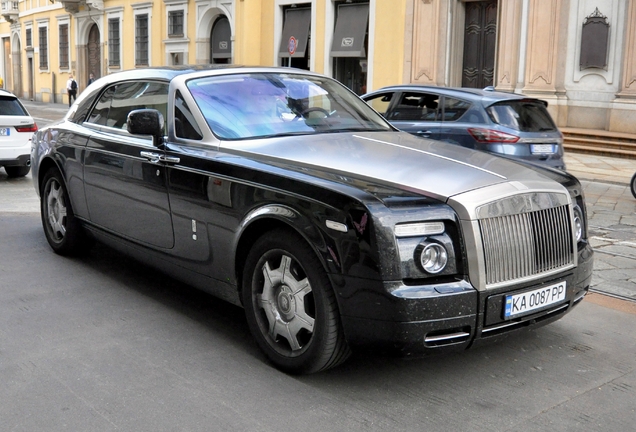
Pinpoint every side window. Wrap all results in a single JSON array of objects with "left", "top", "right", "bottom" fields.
[
  {"left": 441, "top": 97, "right": 471, "bottom": 122},
  {"left": 109, "top": 81, "right": 169, "bottom": 130},
  {"left": 174, "top": 90, "right": 203, "bottom": 140},
  {"left": 363, "top": 92, "right": 395, "bottom": 117},
  {"left": 390, "top": 92, "right": 439, "bottom": 122},
  {"left": 86, "top": 81, "right": 168, "bottom": 131},
  {"left": 87, "top": 86, "right": 116, "bottom": 125}
]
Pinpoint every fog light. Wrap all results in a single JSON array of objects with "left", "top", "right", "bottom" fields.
[{"left": 419, "top": 243, "right": 448, "bottom": 274}]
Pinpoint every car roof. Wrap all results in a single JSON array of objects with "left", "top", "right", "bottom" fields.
[
  {"left": 364, "top": 84, "right": 542, "bottom": 106},
  {"left": 0, "top": 88, "right": 18, "bottom": 98},
  {"left": 94, "top": 65, "right": 320, "bottom": 85}
]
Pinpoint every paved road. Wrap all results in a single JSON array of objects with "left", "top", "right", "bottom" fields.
[
  {"left": 583, "top": 181, "right": 636, "bottom": 301},
  {"left": 1, "top": 212, "right": 635, "bottom": 431},
  {"left": 1, "top": 100, "right": 635, "bottom": 430}
]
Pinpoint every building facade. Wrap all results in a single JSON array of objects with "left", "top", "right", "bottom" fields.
[{"left": 1, "top": 0, "right": 634, "bottom": 133}]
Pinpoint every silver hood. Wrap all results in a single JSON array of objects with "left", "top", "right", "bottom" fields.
[{"left": 224, "top": 131, "right": 564, "bottom": 202}]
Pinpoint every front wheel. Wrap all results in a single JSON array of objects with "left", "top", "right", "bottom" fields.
[
  {"left": 40, "top": 169, "right": 89, "bottom": 255},
  {"left": 631, "top": 173, "right": 636, "bottom": 199},
  {"left": 242, "top": 230, "right": 350, "bottom": 374}
]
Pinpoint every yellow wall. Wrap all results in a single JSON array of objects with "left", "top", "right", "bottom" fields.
[
  {"left": 371, "top": 0, "right": 406, "bottom": 89},
  {"left": 235, "top": 0, "right": 263, "bottom": 65},
  {"left": 313, "top": 0, "right": 327, "bottom": 74},
  {"left": 1, "top": 0, "right": 411, "bottom": 102}
]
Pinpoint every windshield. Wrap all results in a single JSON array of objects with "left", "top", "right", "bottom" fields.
[
  {"left": 186, "top": 73, "right": 393, "bottom": 139},
  {"left": 487, "top": 100, "right": 557, "bottom": 132}
]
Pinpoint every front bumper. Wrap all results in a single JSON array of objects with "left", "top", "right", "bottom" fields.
[{"left": 338, "top": 243, "right": 593, "bottom": 355}]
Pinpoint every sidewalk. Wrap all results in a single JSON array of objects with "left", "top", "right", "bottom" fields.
[{"left": 565, "top": 152, "right": 636, "bottom": 186}]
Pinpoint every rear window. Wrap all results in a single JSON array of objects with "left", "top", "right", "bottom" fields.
[
  {"left": 487, "top": 101, "right": 557, "bottom": 132},
  {"left": 0, "top": 96, "right": 28, "bottom": 116}
]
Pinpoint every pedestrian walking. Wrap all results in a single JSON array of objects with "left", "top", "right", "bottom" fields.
[
  {"left": 88, "top": 73, "right": 95, "bottom": 86},
  {"left": 66, "top": 74, "right": 78, "bottom": 107}
]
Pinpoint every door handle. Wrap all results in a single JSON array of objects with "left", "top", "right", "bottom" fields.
[
  {"left": 416, "top": 130, "right": 432, "bottom": 137},
  {"left": 160, "top": 155, "right": 180, "bottom": 164},
  {"left": 140, "top": 151, "right": 180, "bottom": 164},
  {"left": 141, "top": 151, "right": 161, "bottom": 164}
]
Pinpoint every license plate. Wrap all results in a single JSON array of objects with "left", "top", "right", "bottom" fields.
[
  {"left": 530, "top": 144, "right": 554, "bottom": 154},
  {"left": 504, "top": 281, "right": 566, "bottom": 318},
  {"left": 0, "top": 128, "right": 9, "bottom": 136}
]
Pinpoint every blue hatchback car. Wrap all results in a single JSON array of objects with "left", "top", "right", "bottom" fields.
[{"left": 362, "top": 85, "right": 565, "bottom": 169}]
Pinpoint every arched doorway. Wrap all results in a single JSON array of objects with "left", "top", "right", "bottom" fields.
[
  {"left": 87, "top": 24, "right": 101, "bottom": 83},
  {"left": 210, "top": 17, "right": 231, "bottom": 64}
]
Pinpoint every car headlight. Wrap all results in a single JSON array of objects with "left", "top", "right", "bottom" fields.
[
  {"left": 573, "top": 205, "right": 583, "bottom": 242},
  {"left": 419, "top": 242, "right": 448, "bottom": 274}
]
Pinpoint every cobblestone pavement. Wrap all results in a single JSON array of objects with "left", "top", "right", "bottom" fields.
[{"left": 582, "top": 180, "right": 636, "bottom": 301}]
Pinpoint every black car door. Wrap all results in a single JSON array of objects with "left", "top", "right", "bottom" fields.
[{"left": 82, "top": 80, "right": 175, "bottom": 249}]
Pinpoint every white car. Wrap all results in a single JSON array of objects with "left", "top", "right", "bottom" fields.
[{"left": 0, "top": 89, "right": 38, "bottom": 177}]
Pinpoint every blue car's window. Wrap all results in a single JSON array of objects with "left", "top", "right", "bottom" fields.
[
  {"left": 363, "top": 92, "right": 396, "bottom": 117},
  {"left": 441, "top": 97, "right": 471, "bottom": 122},
  {"left": 389, "top": 92, "right": 439, "bottom": 122},
  {"left": 487, "top": 101, "right": 557, "bottom": 132},
  {"left": 186, "top": 73, "right": 392, "bottom": 140}
]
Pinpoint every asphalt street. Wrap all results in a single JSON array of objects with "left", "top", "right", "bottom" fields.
[{"left": 0, "top": 100, "right": 635, "bottom": 431}]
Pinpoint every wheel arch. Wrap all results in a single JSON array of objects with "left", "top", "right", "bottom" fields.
[
  {"left": 234, "top": 204, "right": 342, "bottom": 306},
  {"left": 37, "top": 156, "right": 65, "bottom": 194}
]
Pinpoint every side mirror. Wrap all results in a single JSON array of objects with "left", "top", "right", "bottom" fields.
[{"left": 127, "top": 109, "right": 165, "bottom": 147}]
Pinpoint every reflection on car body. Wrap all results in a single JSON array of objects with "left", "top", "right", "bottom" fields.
[
  {"left": 31, "top": 66, "right": 593, "bottom": 374},
  {"left": 362, "top": 85, "right": 566, "bottom": 170}
]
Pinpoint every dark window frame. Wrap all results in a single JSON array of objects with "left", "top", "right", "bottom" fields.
[
  {"left": 108, "top": 18, "right": 121, "bottom": 68},
  {"left": 168, "top": 10, "right": 184, "bottom": 37},
  {"left": 26, "top": 28, "right": 32, "bottom": 48},
  {"left": 59, "top": 24, "right": 69, "bottom": 69},
  {"left": 38, "top": 27, "right": 48, "bottom": 70},
  {"left": 135, "top": 14, "right": 149, "bottom": 67}
]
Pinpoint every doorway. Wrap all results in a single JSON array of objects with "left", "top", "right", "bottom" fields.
[
  {"left": 87, "top": 24, "right": 101, "bottom": 82},
  {"left": 461, "top": 0, "right": 497, "bottom": 88}
]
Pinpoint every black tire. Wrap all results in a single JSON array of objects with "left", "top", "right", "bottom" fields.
[
  {"left": 4, "top": 165, "right": 30, "bottom": 178},
  {"left": 40, "top": 169, "right": 89, "bottom": 255},
  {"left": 242, "top": 229, "right": 351, "bottom": 374},
  {"left": 631, "top": 173, "right": 636, "bottom": 199}
]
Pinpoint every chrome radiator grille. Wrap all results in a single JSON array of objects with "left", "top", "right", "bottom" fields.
[{"left": 479, "top": 204, "right": 574, "bottom": 286}]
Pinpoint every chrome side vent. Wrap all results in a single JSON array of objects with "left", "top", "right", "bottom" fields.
[{"left": 479, "top": 204, "right": 574, "bottom": 287}]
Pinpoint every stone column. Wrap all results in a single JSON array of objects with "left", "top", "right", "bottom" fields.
[
  {"left": 521, "top": 0, "right": 562, "bottom": 96},
  {"left": 409, "top": 0, "right": 448, "bottom": 85},
  {"left": 617, "top": 0, "right": 636, "bottom": 99},
  {"left": 495, "top": 0, "right": 523, "bottom": 92}
]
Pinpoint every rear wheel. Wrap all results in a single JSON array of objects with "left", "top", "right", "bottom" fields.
[
  {"left": 631, "top": 173, "right": 636, "bottom": 199},
  {"left": 40, "top": 169, "right": 89, "bottom": 255},
  {"left": 242, "top": 229, "right": 350, "bottom": 374},
  {"left": 4, "top": 165, "right": 30, "bottom": 177}
]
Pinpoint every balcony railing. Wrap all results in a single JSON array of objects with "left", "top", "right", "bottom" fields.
[{"left": 1, "top": 0, "right": 18, "bottom": 23}]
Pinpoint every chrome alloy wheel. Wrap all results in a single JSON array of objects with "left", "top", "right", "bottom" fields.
[
  {"left": 45, "top": 179, "right": 67, "bottom": 241},
  {"left": 256, "top": 253, "right": 315, "bottom": 355}
]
